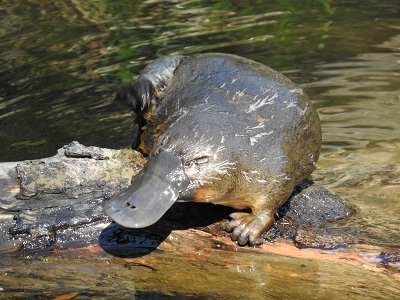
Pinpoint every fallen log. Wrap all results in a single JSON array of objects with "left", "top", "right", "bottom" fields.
[
  {"left": 0, "top": 141, "right": 146, "bottom": 208},
  {"left": 0, "top": 141, "right": 145, "bottom": 251}
]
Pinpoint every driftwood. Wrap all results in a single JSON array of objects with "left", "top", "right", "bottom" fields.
[
  {"left": 0, "top": 142, "right": 399, "bottom": 272},
  {"left": 0, "top": 141, "right": 145, "bottom": 251},
  {"left": 0, "top": 141, "right": 146, "bottom": 208}
]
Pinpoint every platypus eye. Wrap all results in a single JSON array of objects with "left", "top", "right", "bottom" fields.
[
  {"left": 184, "top": 161, "right": 193, "bottom": 168},
  {"left": 183, "top": 156, "right": 209, "bottom": 169}
]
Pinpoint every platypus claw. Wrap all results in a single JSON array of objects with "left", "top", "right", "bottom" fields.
[{"left": 227, "top": 212, "right": 273, "bottom": 246}]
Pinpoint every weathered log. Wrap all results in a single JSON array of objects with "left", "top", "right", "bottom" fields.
[
  {"left": 0, "top": 141, "right": 145, "bottom": 251},
  {"left": 0, "top": 141, "right": 145, "bottom": 208}
]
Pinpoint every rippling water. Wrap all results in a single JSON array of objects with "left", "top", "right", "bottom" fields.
[
  {"left": 310, "top": 44, "right": 400, "bottom": 248},
  {"left": 0, "top": 0, "right": 399, "bottom": 299}
]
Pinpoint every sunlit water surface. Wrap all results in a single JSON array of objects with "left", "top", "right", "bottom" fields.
[{"left": 0, "top": 0, "right": 399, "bottom": 299}]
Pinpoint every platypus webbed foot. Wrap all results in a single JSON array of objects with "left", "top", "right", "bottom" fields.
[{"left": 226, "top": 212, "right": 274, "bottom": 246}]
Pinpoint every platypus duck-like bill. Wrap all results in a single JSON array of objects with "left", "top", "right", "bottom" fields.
[{"left": 103, "top": 150, "right": 193, "bottom": 228}]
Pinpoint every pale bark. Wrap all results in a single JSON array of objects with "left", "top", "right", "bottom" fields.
[{"left": 0, "top": 141, "right": 146, "bottom": 210}]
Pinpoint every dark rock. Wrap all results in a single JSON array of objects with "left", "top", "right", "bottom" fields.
[{"left": 282, "top": 182, "right": 354, "bottom": 225}]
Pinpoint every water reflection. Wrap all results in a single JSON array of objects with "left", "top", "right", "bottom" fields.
[
  {"left": 312, "top": 50, "right": 400, "bottom": 153},
  {"left": 304, "top": 33, "right": 400, "bottom": 248}
]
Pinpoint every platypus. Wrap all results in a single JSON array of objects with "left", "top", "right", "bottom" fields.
[{"left": 104, "top": 53, "right": 322, "bottom": 246}]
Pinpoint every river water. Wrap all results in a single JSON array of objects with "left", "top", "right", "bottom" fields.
[{"left": 0, "top": 0, "right": 399, "bottom": 299}]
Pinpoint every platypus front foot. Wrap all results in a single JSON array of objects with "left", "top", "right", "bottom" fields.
[{"left": 226, "top": 212, "right": 275, "bottom": 246}]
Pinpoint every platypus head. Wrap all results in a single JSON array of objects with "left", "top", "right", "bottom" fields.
[
  {"left": 104, "top": 109, "right": 233, "bottom": 228},
  {"left": 103, "top": 149, "right": 191, "bottom": 228}
]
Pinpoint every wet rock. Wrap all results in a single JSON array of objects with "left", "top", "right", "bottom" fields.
[
  {"left": 281, "top": 182, "right": 354, "bottom": 226},
  {"left": 270, "top": 181, "right": 356, "bottom": 249}
]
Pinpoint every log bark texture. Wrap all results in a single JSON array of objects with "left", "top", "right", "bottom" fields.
[{"left": 0, "top": 141, "right": 145, "bottom": 251}]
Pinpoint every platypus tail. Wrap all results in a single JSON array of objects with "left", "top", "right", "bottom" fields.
[
  {"left": 114, "top": 78, "right": 153, "bottom": 115},
  {"left": 114, "top": 54, "right": 184, "bottom": 151},
  {"left": 114, "top": 79, "right": 152, "bottom": 151},
  {"left": 114, "top": 54, "right": 184, "bottom": 115}
]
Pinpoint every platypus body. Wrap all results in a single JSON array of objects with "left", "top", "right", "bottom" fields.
[{"left": 104, "top": 53, "right": 322, "bottom": 246}]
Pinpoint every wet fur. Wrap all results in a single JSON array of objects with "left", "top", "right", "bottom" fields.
[{"left": 114, "top": 79, "right": 153, "bottom": 150}]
